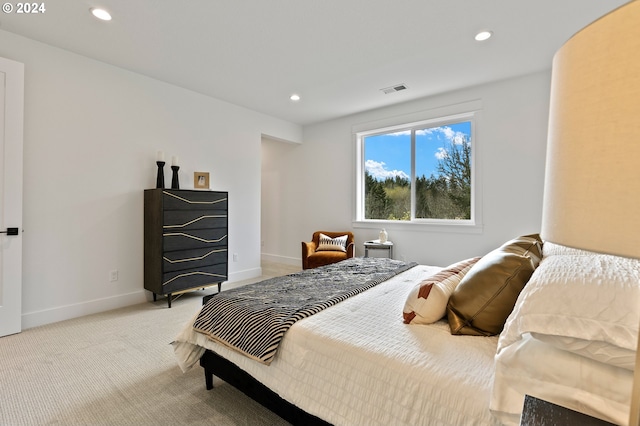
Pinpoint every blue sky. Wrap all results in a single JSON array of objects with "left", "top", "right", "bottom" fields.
[{"left": 364, "top": 121, "right": 471, "bottom": 181}]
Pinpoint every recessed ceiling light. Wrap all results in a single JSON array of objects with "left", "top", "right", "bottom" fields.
[
  {"left": 90, "top": 8, "right": 112, "bottom": 21},
  {"left": 475, "top": 30, "right": 492, "bottom": 41},
  {"left": 290, "top": 94, "right": 301, "bottom": 102}
]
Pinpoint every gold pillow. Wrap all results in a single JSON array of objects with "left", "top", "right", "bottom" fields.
[{"left": 446, "top": 234, "right": 543, "bottom": 336}]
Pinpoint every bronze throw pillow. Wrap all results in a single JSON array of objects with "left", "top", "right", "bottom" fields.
[{"left": 446, "top": 234, "right": 543, "bottom": 336}]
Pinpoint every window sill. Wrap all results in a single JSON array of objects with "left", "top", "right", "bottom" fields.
[{"left": 352, "top": 220, "right": 483, "bottom": 234}]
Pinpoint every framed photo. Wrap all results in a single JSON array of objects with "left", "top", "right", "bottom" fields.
[{"left": 194, "top": 172, "right": 210, "bottom": 189}]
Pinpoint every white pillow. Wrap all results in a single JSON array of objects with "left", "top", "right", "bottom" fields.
[
  {"left": 403, "top": 257, "right": 480, "bottom": 325},
  {"left": 316, "top": 233, "right": 348, "bottom": 252},
  {"left": 531, "top": 333, "right": 636, "bottom": 370},
  {"left": 498, "top": 253, "right": 640, "bottom": 370}
]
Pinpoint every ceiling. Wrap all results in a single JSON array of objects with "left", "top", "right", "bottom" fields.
[{"left": 0, "top": 0, "right": 629, "bottom": 126}]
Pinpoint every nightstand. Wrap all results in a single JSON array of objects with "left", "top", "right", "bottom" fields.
[
  {"left": 520, "top": 395, "right": 615, "bottom": 425},
  {"left": 363, "top": 240, "right": 393, "bottom": 259}
]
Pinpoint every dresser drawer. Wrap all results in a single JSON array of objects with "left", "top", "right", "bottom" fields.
[
  {"left": 163, "top": 210, "right": 227, "bottom": 230},
  {"left": 162, "top": 263, "right": 228, "bottom": 294},
  {"left": 162, "top": 190, "right": 228, "bottom": 211},
  {"left": 163, "top": 228, "right": 228, "bottom": 251},
  {"left": 163, "top": 247, "right": 227, "bottom": 273}
]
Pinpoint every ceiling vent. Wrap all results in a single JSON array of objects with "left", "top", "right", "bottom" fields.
[{"left": 381, "top": 84, "right": 408, "bottom": 94}]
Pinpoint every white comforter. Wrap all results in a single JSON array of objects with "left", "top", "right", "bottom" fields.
[{"left": 174, "top": 264, "right": 502, "bottom": 426}]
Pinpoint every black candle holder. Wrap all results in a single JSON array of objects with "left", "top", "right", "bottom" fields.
[
  {"left": 156, "top": 161, "right": 165, "bottom": 189},
  {"left": 171, "top": 165, "right": 180, "bottom": 189}
]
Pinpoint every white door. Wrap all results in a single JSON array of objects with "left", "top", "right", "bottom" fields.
[{"left": 0, "top": 56, "right": 24, "bottom": 337}]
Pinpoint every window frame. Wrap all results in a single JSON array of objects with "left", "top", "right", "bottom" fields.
[{"left": 353, "top": 101, "right": 483, "bottom": 234}]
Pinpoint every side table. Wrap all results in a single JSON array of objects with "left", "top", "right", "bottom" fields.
[{"left": 364, "top": 240, "right": 393, "bottom": 259}]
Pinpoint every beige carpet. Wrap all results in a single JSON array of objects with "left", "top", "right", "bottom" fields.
[{"left": 0, "top": 263, "right": 300, "bottom": 426}]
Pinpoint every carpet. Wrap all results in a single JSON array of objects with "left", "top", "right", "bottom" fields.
[{"left": 0, "top": 288, "right": 292, "bottom": 425}]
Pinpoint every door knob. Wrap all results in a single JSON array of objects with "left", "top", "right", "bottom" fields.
[{"left": 0, "top": 227, "right": 19, "bottom": 235}]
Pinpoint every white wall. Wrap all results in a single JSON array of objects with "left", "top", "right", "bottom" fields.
[
  {"left": 262, "top": 71, "right": 550, "bottom": 267},
  {"left": 0, "top": 30, "right": 301, "bottom": 328}
]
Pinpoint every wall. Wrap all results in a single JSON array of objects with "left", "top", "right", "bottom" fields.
[
  {"left": 0, "top": 30, "right": 301, "bottom": 329},
  {"left": 262, "top": 71, "right": 550, "bottom": 267}
]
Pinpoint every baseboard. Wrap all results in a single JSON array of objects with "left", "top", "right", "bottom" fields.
[
  {"left": 225, "top": 267, "right": 262, "bottom": 289},
  {"left": 261, "top": 253, "right": 300, "bottom": 266},
  {"left": 22, "top": 290, "right": 148, "bottom": 330},
  {"left": 21, "top": 267, "right": 264, "bottom": 330}
]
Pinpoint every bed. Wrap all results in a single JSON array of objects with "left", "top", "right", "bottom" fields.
[{"left": 173, "top": 236, "right": 640, "bottom": 425}]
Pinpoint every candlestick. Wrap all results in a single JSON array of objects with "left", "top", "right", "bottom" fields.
[
  {"left": 171, "top": 165, "right": 180, "bottom": 189},
  {"left": 156, "top": 161, "right": 165, "bottom": 189}
]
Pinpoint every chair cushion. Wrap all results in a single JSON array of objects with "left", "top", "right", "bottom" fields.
[{"left": 307, "top": 251, "right": 348, "bottom": 269}]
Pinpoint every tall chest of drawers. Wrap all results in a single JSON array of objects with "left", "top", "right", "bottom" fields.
[{"left": 144, "top": 189, "right": 228, "bottom": 307}]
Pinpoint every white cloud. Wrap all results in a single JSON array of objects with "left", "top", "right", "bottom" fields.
[
  {"left": 418, "top": 126, "right": 467, "bottom": 145},
  {"left": 365, "top": 160, "right": 409, "bottom": 181},
  {"left": 442, "top": 127, "right": 455, "bottom": 140},
  {"left": 435, "top": 147, "right": 448, "bottom": 160},
  {"left": 389, "top": 130, "right": 411, "bottom": 136}
]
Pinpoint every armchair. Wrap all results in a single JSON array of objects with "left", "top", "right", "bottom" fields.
[{"left": 301, "top": 231, "right": 355, "bottom": 270}]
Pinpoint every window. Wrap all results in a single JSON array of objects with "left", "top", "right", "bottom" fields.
[{"left": 355, "top": 110, "right": 479, "bottom": 228}]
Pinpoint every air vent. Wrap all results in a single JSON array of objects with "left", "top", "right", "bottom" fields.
[{"left": 381, "top": 84, "right": 407, "bottom": 94}]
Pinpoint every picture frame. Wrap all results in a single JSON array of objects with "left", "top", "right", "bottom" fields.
[{"left": 194, "top": 172, "right": 210, "bottom": 189}]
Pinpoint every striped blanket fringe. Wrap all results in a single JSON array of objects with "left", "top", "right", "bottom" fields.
[{"left": 192, "top": 257, "right": 417, "bottom": 364}]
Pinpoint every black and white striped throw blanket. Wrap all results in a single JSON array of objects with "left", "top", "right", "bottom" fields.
[{"left": 192, "top": 257, "right": 417, "bottom": 365}]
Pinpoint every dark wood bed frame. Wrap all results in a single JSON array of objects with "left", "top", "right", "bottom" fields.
[{"left": 199, "top": 294, "right": 331, "bottom": 426}]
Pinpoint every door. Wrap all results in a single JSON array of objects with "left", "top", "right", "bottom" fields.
[{"left": 0, "top": 56, "right": 24, "bottom": 337}]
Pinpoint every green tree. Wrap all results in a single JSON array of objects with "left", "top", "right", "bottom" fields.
[
  {"left": 364, "top": 171, "right": 390, "bottom": 219},
  {"left": 436, "top": 135, "right": 471, "bottom": 219},
  {"left": 415, "top": 135, "right": 471, "bottom": 220},
  {"left": 385, "top": 183, "right": 410, "bottom": 220}
]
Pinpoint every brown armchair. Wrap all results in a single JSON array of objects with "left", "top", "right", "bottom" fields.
[{"left": 302, "top": 231, "right": 355, "bottom": 270}]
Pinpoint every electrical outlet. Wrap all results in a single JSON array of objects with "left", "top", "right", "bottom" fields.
[
  {"left": 233, "top": 253, "right": 238, "bottom": 262},
  {"left": 109, "top": 270, "right": 119, "bottom": 282}
]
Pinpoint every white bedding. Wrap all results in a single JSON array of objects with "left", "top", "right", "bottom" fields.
[
  {"left": 174, "top": 264, "right": 502, "bottom": 426},
  {"left": 490, "top": 249, "right": 640, "bottom": 425},
  {"left": 491, "top": 332, "right": 633, "bottom": 425}
]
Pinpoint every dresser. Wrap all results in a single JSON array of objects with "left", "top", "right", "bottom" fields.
[{"left": 144, "top": 189, "right": 228, "bottom": 307}]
